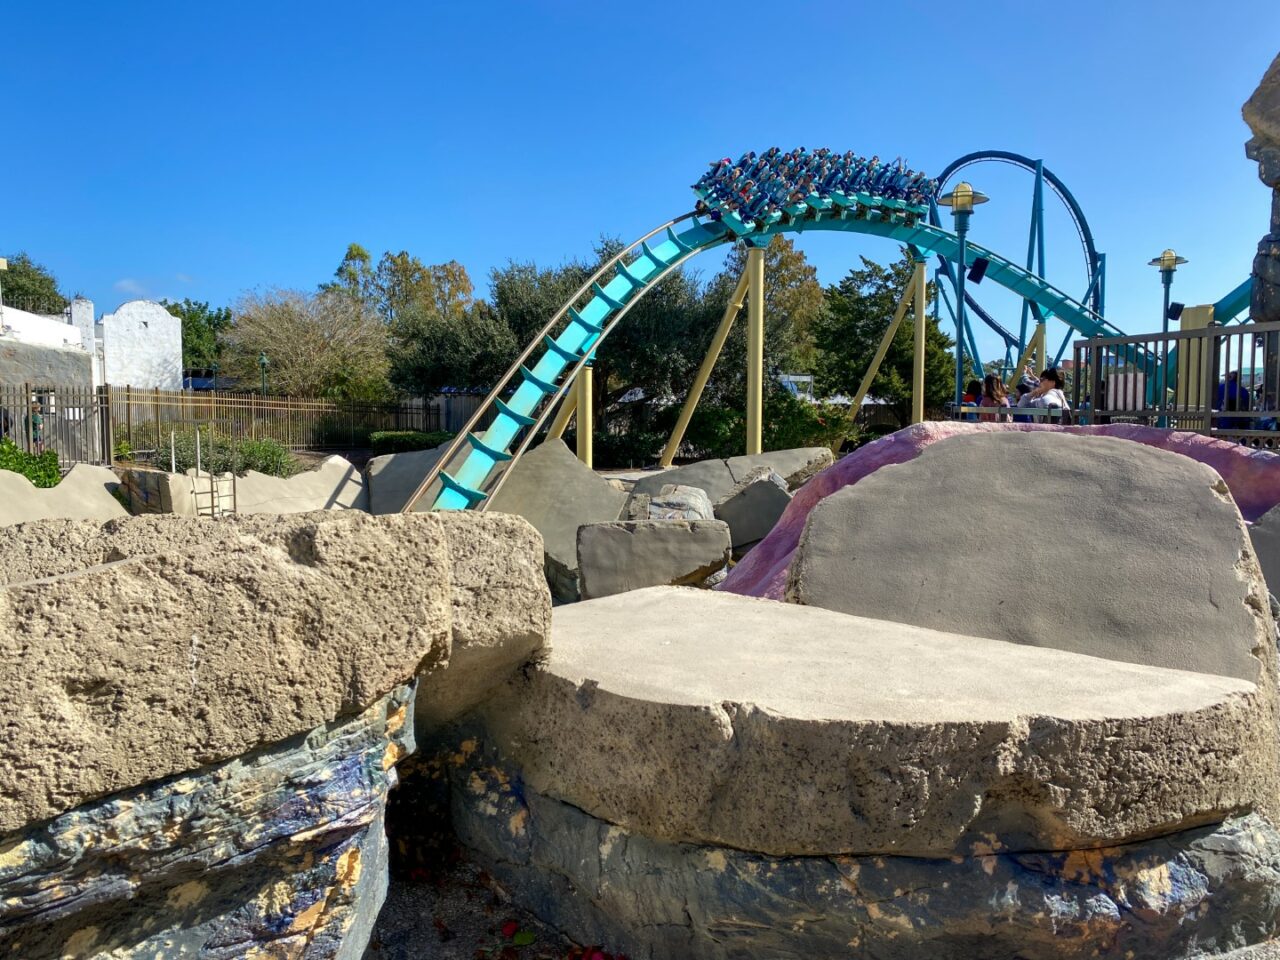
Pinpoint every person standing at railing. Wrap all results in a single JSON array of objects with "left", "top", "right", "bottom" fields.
[{"left": 26, "top": 402, "right": 44, "bottom": 454}]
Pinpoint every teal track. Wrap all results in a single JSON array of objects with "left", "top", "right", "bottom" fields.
[{"left": 431, "top": 206, "right": 1122, "bottom": 510}]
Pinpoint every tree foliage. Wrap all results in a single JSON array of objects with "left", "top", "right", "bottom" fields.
[
  {"left": 163, "top": 298, "right": 232, "bottom": 370},
  {"left": 1, "top": 252, "right": 69, "bottom": 314},
  {"left": 222, "top": 289, "right": 392, "bottom": 401},
  {"left": 813, "top": 253, "right": 955, "bottom": 427}
]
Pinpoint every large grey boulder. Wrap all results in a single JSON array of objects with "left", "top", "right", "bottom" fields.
[
  {"left": 0, "top": 464, "right": 125, "bottom": 526},
  {"left": 1246, "top": 53, "right": 1280, "bottom": 323},
  {"left": 726, "top": 446, "right": 833, "bottom": 488},
  {"left": 0, "top": 512, "right": 452, "bottom": 832},
  {"left": 415, "top": 511, "right": 551, "bottom": 733},
  {"left": 0, "top": 685, "right": 413, "bottom": 960},
  {"left": 365, "top": 443, "right": 449, "bottom": 515},
  {"left": 787, "top": 432, "right": 1274, "bottom": 684},
  {"left": 1251, "top": 502, "right": 1280, "bottom": 596},
  {"left": 630, "top": 458, "right": 737, "bottom": 502},
  {"left": 488, "top": 439, "right": 627, "bottom": 600},
  {"left": 455, "top": 752, "right": 1280, "bottom": 960},
  {"left": 234, "top": 454, "right": 368, "bottom": 514},
  {"left": 576, "top": 520, "right": 730, "bottom": 600},
  {"left": 471, "top": 587, "right": 1274, "bottom": 858},
  {"left": 713, "top": 467, "right": 791, "bottom": 548}
]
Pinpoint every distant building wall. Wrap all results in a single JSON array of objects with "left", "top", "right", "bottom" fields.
[
  {"left": 0, "top": 305, "right": 83, "bottom": 350},
  {"left": 100, "top": 300, "right": 182, "bottom": 389},
  {"left": 0, "top": 339, "right": 93, "bottom": 387}
]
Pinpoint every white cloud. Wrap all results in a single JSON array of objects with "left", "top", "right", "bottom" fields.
[
  {"left": 114, "top": 277, "right": 147, "bottom": 296},
  {"left": 175, "top": 273, "right": 193, "bottom": 283}
]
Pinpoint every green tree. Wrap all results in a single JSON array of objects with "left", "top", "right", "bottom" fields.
[
  {"left": 222, "top": 289, "right": 392, "bottom": 401},
  {"left": 813, "top": 253, "right": 955, "bottom": 427},
  {"left": 700, "top": 236, "right": 824, "bottom": 406},
  {"left": 1, "top": 252, "right": 69, "bottom": 314},
  {"left": 388, "top": 298, "right": 516, "bottom": 398},
  {"left": 163, "top": 298, "right": 232, "bottom": 370}
]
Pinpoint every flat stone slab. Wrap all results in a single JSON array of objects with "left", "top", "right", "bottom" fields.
[
  {"left": 726, "top": 446, "right": 833, "bottom": 488},
  {"left": 0, "top": 512, "right": 453, "bottom": 832},
  {"left": 234, "top": 454, "right": 367, "bottom": 514},
  {"left": 713, "top": 467, "right": 791, "bottom": 548},
  {"left": 788, "top": 431, "right": 1272, "bottom": 683},
  {"left": 576, "top": 520, "right": 730, "bottom": 600},
  {"left": 365, "top": 443, "right": 449, "bottom": 515},
  {"left": 473, "top": 587, "right": 1274, "bottom": 857},
  {"left": 0, "top": 464, "right": 126, "bottom": 526},
  {"left": 630, "top": 458, "right": 737, "bottom": 503}
]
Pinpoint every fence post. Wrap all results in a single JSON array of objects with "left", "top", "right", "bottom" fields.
[
  {"left": 103, "top": 385, "right": 115, "bottom": 465},
  {"left": 23, "top": 382, "right": 32, "bottom": 453},
  {"left": 1202, "top": 327, "right": 1220, "bottom": 436}
]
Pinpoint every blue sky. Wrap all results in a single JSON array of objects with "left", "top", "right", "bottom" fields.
[{"left": 2, "top": 1, "right": 1275, "bottom": 365}]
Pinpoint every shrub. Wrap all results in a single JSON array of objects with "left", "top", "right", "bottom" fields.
[
  {"left": 0, "top": 438, "right": 61, "bottom": 487},
  {"left": 762, "top": 393, "right": 852, "bottom": 454},
  {"left": 112, "top": 437, "right": 134, "bottom": 462},
  {"left": 566, "top": 428, "right": 666, "bottom": 469},
  {"left": 149, "top": 429, "right": 298, "bottom": 478},
  {"left": 369, "top": 430, "right": 454, "bottom": 456}
]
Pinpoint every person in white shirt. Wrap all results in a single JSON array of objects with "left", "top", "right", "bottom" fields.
[{"left": 1018, "top": 367, "right": 1071, "bottom": 421}]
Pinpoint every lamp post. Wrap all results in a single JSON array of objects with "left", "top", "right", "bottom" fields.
[
  {"left": 938, "top": 182, "right": 989, "bottom": 406},
  {"left": 1147, "top": 249, "right": 1187, "bottom": 421},
  {"left": 258, "top": 351, "right": 269, "bottom": 397},
  {"left": 211, "top": 361, "right": 219, "bottom": 392}
]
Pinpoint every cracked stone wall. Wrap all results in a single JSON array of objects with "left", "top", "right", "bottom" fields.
[{"left": 1246, "top": 52, "right": 1280, "bottom": 322}]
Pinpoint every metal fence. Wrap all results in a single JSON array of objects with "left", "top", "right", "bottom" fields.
[
  {"left": 1071, "top": 320, "right": 1280, "bottom": 448},
  {"left": 0, "top": 384, "right": 447, "bottom": 467}
]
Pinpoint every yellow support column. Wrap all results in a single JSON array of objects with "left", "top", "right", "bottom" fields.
[
  {"left": 912, "top": 261, "right": 927, "bottom": 424},
  {"left": 745, "top": 246, "right": 765, "bottom": 455},
  {"left": 850, "top": 279, "right": 916, "bottom": 415},
  {"left": 576, "top": 365, "right": 593, "bottom": 467},
  {"left": 547, "top": 390, "right": 577, "bottom": 439},
  {"left": 660, "top": 271, "right": 750, "bottom": 467}
]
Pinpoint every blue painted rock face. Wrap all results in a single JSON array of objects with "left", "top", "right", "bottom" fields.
[
  {"left": 0, "top": 685, "right": 415, "bottom": 960},
  {"left": 451, "top": 745, "right": 1280, "bottom": 960}
]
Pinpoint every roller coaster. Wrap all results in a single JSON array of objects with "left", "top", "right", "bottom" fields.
[{"left": 407, "top": 148, "right": 1255, "bottom": 513}]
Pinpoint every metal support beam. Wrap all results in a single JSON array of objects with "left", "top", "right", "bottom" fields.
[
  {"left": 660, "top": 270, "right": 750, "bottom": 466},
  {"left": 912, "top": 261, "right": 927, "bottom": 424},
  {"left": 547, "top": 389, "right": 577, "bottom": 439},
  {"left": 851, "top": 268, "right": 917, "bottom": 417},
  {"left": 1005, "top": 322, "right": 1047, "bottom": 391},
  {"left": 576, "top": 364, "right": 593, "bottom": 467},
  {"left": 745, "top": 246, "right": 765, "bottom": 455}
]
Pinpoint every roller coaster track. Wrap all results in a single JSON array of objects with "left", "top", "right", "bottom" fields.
[{"left": 411, "top": 200, "right": 1124, "bottom": 512}]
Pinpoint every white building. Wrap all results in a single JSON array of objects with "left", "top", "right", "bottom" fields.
[{"left": 0, "top": 297, "right": 183, "bottom": 389}]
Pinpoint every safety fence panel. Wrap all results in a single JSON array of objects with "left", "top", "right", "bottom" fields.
[{"left": 1071, "top": 320, "right": 1280, "bottom": 448}]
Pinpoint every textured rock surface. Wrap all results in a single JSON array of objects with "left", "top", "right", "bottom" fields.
[
  {"left": 630, "top": 458, "right": 737, "bottom": 502},
  {"left": 726, "top": 446, "right": 834, "bottom": 488},
  {"left": 488, "top": 439, "right": 627, "bottom": 600},
  {"left": 414, "top": 511, "right": 551, "bottom": 734},
  {"left": 0, "top": 464, "right": 125, "bottom": 526},
  {"left": 721, "top": 422, "right": 1280, "bottom": 601},
  {"left": 1247, "top": 53, "right": 1280, "bottom": 323},
  {"left": 234, "top": 454, "right": 368, "bottom": 514},
  {"left": 452, "top": 751, "right": 1280, "bottom": 960},
  {"left": 0, "top": 511, "right": 452, "bottom": 832},
  {"left": 1252, "top": 502, "right": 1280, "bottom": 595},
  {"left": 0, "top": 684, "right": 414, "bottom": 960},
  {"left": 647, "top": 483, "right": 714, "bottom": 521},
  {"left": 576, "top": 521, "right": 730, "bottom": 600},
  {"left": 786, "top": 432, "right": 1270, "bottom": 683},
  {"left": 713, "top": 467, "right": 791, "bottom": 548},
  {"left": 471, "top": 587, "right": 1273, "bottom": 857},
  {"left": 365, "top": 443, "right": 449, "bottom": 515}
]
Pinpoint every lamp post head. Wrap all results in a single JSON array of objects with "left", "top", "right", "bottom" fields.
[
  {"left": 1148, "top": 249, "right": 1188, "bottom": 273},
  {"left": 258, "top": 351, "right": 269, "bottom": 369},
  {"left": 937, "top": 181, "right": 989, "bottom": 215}
]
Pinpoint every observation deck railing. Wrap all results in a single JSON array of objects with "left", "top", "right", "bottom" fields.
[{"left": 1071, "top": 320, "right": 1280, "bottom": 450}]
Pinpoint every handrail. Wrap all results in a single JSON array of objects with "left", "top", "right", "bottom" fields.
[
  {"left": 478, "top": 239, "right": 724, "bottom": 510},
  {"left": 400, "top": 211, "right": 701, "bottom": 513},
  {"left": 1074, "top": 319, "right": 1280, "bottom": 351}
]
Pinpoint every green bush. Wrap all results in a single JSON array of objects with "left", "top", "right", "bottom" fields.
[
  {"left": 149, "top": 429, "right": 298, "bottom": 478},
  {"left": 565, "top": 428, "right": 666, "bottom": 469},
  {"left": 761, "top": 393, "right": 852, "bottom": 454},
  {"left": 369, "top": 430, "right": 454, "bottom": 456},
  {"left": 0, "top": 438, "right": 61, "bottom": 487},
  {"left": 112, "top": 437, "right": 134, "bottom": 462}
]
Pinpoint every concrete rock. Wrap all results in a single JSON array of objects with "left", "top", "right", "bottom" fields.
[
  {"left": 0, "top": 511, "right": 452, "bottom": 831},
  {"left": 234, "top": 454, "right": 368, "bottom": 514},
  {"left": 0, "top": 685, "right": 413, "bottom": 960},
  {"left": 713, "top": 467, "right": 791, "bottom": 548},
  {"left": 1247, "top": 53, "right": 1280, "bottom": 323},
  {"left": 623, "top": 492, "right": 651, "bottom": 520},
  {"left": 1252, "top": 502, "right": 1280, "bottom": 596},
  {"left": 0, "top": 464, "right": 125, "bottom": 526},
  {"left": 649, "top": 483, "right": 714, "bottom": 521},
  {"left": 726, "top": 446, "right": 834, "bottom": 489},
  {"left": 454, "top": 754, "right": 1280, "bottom": 960},
  {"left": 365, "top": 443, "right": 450, "bottom": 515},
  {"left": 1245, "top": 53, "right": 1280, "bottom": 188},
  {"left": 471, "top": 587, "right": 1274, "bottom": 857},
  {"left": 415, "top": 511, "right": 551, "bottom": 733},
  {"left": 786, "top": 432, "right": 1272, "bottom": 684},
  {"left": 488, "top": 439, "right": 627, "bottom": 601},
  {"left": 630, "top": 458, "right": 737, "bottom": 503},
  {"left": 576, "top": 521, "right": 731, "bottom": 600}
]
